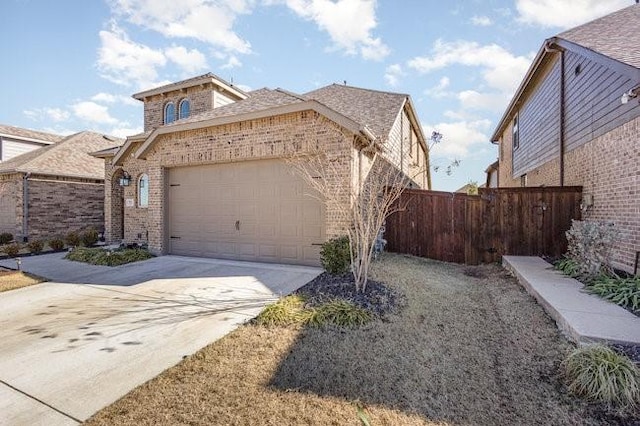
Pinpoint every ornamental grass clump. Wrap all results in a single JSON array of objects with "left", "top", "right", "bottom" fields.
[
  {"left": 309, "top": 299, "right": 372, "bottom": 328},
  {"left": 563, "top": 345, "right": 640, "bottom": 409},
  {"left": 255, "top": 295, "right": 310, "bottom": 327},
  {"left": 586, "top": 276, "right": 640, "bottom": 314}
]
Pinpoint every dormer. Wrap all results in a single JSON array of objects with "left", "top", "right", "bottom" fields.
[{"left": 132, "top": 73, "right": 248, "bottom": 132}]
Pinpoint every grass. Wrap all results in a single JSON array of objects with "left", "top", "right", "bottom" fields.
[
  {"left": 86, "top": 254, "right": 623, "bottom": 426},
  {"left": 65, "top": 247, "right": 153, "bottom": 266},
  {"left": 0, "top": 270, "right": 44, "bottom": 292},
  {"left": 564, "top": 345, "right": 640, "bottom": 409}
]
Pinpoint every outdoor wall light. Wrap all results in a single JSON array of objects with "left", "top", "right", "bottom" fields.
[
  {"left": 119, "top": 172, "right": 132, "bottom": 187},
  {"left": 621, "top": 87, "right": 639, "bottom": 104}
]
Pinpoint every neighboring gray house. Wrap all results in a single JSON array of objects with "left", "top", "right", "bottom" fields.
[
  {"left": 0, "top": 124, "right": 63, "bottom": 162},
  {"left": 491, "top": 4, "right": 640, "bottom": 272},
  {"left": 0, "top": 131, "right": 123, "bottom": 241}
]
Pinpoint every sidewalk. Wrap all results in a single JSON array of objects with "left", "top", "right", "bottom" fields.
[{"left": 503, "top": 256, "right": 640, "bottom": 346}]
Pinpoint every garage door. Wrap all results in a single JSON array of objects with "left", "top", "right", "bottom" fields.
[{"left": 168, "top": 159, "right": 325, "bottom": 266}]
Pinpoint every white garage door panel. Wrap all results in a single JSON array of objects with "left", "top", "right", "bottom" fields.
[{"left": 168, "top": 160, "right": 325, "bottom": 266}]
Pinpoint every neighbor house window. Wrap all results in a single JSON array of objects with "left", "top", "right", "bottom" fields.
[
  {"left": 164, "top": 102, "right": 176, "bottom": 124},
  {"left": 520, "top": 174, "right": 527, "bottom": 187},
  {"left": 512, "top": 113, "right": 520, "bottom": 150},
  {"left": 138, "top": 174, "right": 149, "bottom": 208},
  {"left": 179, "top": 98, "right": 190, "bottom": 119}
]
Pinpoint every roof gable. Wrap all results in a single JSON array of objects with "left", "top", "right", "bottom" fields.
[
  {"left": 132, "top": 72, "right": 248, "bottom": 101},
  {"left": 0, "top": 131, "right": 123, "bottom": 179},
  {"left": 304, "top": 84, "right": 408, "bottom": 141}
]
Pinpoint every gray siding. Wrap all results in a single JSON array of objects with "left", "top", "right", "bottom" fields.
[
  {"left": 564, "top": 50, "right": 640, "bottom": 151},
  {"left": 513, "top": 57, "right": 561, "bottom": 177},
  {"left": 513, "top": 48, "right": 640, "bottom": 178}
]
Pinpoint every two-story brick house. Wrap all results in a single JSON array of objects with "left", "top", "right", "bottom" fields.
[
  {"left": 491, "top": 4, "right": 640, "bottom": 272},
  {"left": 96, "top": 73, "right": 430, "bottom": 266}
]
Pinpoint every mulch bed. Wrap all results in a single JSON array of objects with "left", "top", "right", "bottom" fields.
[{"left": 294, "top": 272, "right": 406, "bottom": 317}]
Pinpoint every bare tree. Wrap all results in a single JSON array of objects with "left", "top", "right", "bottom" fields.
[{"left": 287, "top": 146, "right": 422, "bottom": 292}]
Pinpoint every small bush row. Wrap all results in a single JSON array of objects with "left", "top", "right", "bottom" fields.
[
  {"left": 0, "top": 228, "right": 101, "bottom": 257},
  {"left": 65, "top": 247, "right": 153, "bottom": 267},
  {"left": 255, "top": 294, "right": 372, "bottom": 328}
]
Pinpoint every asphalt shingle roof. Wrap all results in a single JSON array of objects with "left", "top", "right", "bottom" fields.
[
  {"left": 558, "top": 4, "right": 640, "bottom": 69},
  {"left": 304, "top": 84, "right": 408, "bottom": 140},
  {"left": 0, "top": 124, "right": 64, "bottom": 143},
  {"left": 0, "top": 131, "right": 123, "bottom": 179},
  {"left": 164, "top": 88, "right": 307, "bottom": 126}
]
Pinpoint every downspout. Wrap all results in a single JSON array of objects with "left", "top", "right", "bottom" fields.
[
  {"left": 559, "top": 49, "right": 566, "bottom": 186},
  {"left": 22, "top": 173, "right": 31, "bottom": 242},
  {"left": 545, "top": 41, "right": 565, "bottom": 186}
]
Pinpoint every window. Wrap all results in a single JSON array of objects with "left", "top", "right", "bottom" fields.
[
  {"left": 179, "top": 98, "right": 190, "bottom": 119},
  {"left": 138, "top": 174, "right": 149, "bottom": 208},
  {"left": 164, "top": 102, "right": 176, "bottom": 124},
  {"left": 512, "top": 113, "right": 519, "bottom": 150}
]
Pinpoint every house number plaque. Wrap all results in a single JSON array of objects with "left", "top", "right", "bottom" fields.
[{"left": 125, "top": 198, "right": 135, "bottom": 207}]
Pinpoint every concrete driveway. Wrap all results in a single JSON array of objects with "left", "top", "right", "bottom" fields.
[{"left": 0, "top": 252, "right": 321, "bottom": 425}]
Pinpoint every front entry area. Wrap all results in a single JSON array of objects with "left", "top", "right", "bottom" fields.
[{"left": 167, "top": 159, "right": 325, "bottom": 266}]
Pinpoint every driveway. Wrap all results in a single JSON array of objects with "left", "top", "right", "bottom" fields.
[{"left": 0, "top": 252, "right": 321, "bottom": 425}]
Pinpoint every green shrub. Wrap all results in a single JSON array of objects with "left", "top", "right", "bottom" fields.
[
  {"left": 310, "top": 300, "right": 372, "bottom": 328},
  {"left": 255, "top": 295, "right": 311, "bottom": 327},
  {"left": 0, "top": 232, "right": 13, "bottom": 245},
  {"left": 48, "top": 237, "right": 65, "bottom": 251},
  {"left": 320, "top": 236, "right": 351, "bottom": 275},
  {"left": 26, "top": 240, "right": 44, "bottom": 254},
  {"left": 564, "top": 345, "right": 640, "bottom": 409},
  {"left": 80, "top": 227, "right": 99, "bottom": 247},
  {"left": 586, "top": 276, "right": 640, "bottom": 313},
  {"left": 65, "top": 247, "right": 153, "bottom": 266},
  {"left": 555, "top": 256, "right": 581, "bottom": 278},
  {"left": 65, "top": 231, "right": 81, "bottom": 248},
  {"left": 3, "top": 243, "right": 21, "bottom": 257}
]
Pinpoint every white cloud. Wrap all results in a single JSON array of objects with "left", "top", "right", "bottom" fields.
[
  {"left": 72, "top": 101, "right": 119, "bottom": 125},
  {"left": 24, "top": 107, "right": 70, "bottom": 122},
  {"left": 424, "top": 119, "right": 492, "bottom": 157},
  {"left": 165, "top": 45, "right": 209, "bottom": 73},
  {"left": 471, "top": 15, "right": 492, "bottom": 26},
  {"left": 425, "top": 76, "right": 451, "bottom": 98},
  {"left": 408, "top": 39, "right": 531, "bottom": 93},
  {"left": 108, "top": 0, "right": 253, "bottom": 53},
  {"left": 457, "top": 90, "right": 510, "bottom": 113},
  {"left": 384, "top": 63, "right": 404, "bottom": 87},
  {"left": 91, "top": 92, "right": 139, "bottom": 106},
  {"left": 97, "top": 21, "right": 167, "bottom": 88},
  {"left": 109, "top": 125, "right": 144, "bottom": 138},
  {"left": 221, "top": 55, "right": 242, "bottom": 69},
  {"left": 516, "top": 0, "right": 629, "bottom": 29},
  {"left": 282, "top": 0, "right": 389, "bottom": 60}
]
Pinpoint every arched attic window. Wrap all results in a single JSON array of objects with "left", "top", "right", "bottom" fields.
[
  {"left": 138, "top": 174, "right": 149, "bottom": 208},
  {"left": 179, "top": 98, "right": 190, "bottom": 119},
  {"left": 164, "top": 102, "right": 176, "bottom": 124}
]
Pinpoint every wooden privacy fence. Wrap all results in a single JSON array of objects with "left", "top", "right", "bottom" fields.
[{"left": 385, "top": 186, "right": 582, "bottom": 265}]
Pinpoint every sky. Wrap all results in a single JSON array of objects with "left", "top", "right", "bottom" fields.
[{"left": 0, "top": 0, "right": 633, "bottom": 191}]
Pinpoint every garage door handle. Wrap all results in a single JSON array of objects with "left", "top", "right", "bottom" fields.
[
  {"left": 235, "top": 220, "right": 240, "bottom": 231},
  {"left": 170, "top": 236, "right": 181, "bottom": 239}
]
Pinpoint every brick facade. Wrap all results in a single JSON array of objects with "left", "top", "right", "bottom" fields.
[
  {"left": 0, "top": 173, "right": 104, "bottom": 242},
  {"left": 498, "top": 116, "right": 640, "bottom": 272},
  {"left": 142, "top": 86, "right": 215, "bottom": 132},
  {"left": 107, "top": 111, "right": 356, "bottom": 254}
]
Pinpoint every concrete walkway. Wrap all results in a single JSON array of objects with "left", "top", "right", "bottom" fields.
[
  {"left": 504, "top": 256, "right": 640, "bottom": 346},
  {"left": 0, "top": 252, "right": 321, "bottom": 425}
]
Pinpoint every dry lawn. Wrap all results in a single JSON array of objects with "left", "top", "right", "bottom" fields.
[
  {"left": 0, "top": 270, "right": 44, "bottom": 292},
  {"left": 86, "top": 254, "right": 612, "bottom": 426}
]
